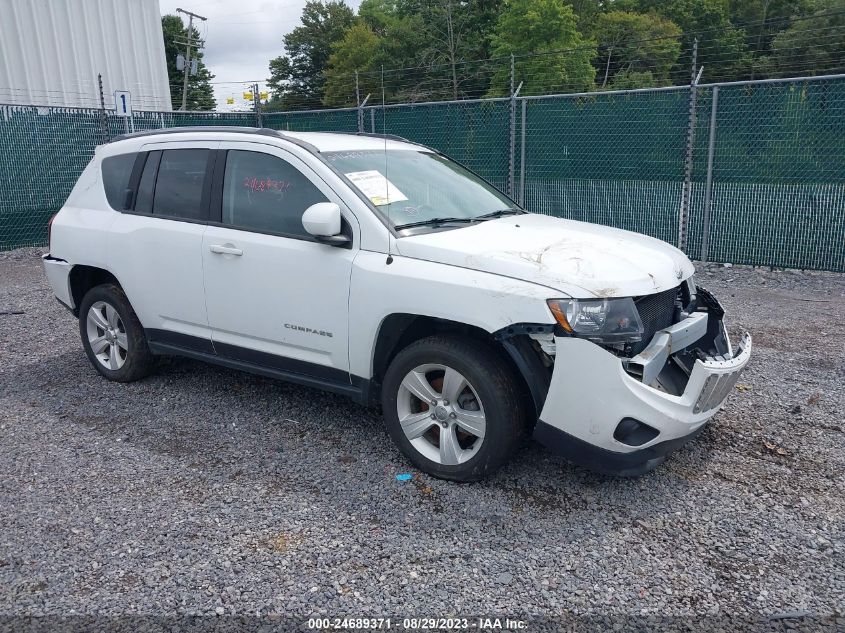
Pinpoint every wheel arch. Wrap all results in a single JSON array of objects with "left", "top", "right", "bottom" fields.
[
  {"left": 68, "top": 265, "right": 123, "bottom": 317},
  {"left": 369, "top": 313, "right": 545, "bottom": 423}
]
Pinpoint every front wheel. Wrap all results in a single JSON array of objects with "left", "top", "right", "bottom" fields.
[
  {"left": 78, "top": 283, "right": 154, "bottom": 382},
  {"left": 380, "top": 335, "right": 527, "bottom": 482}
]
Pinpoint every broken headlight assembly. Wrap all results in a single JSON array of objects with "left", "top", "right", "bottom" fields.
[{"left": 547, "top": 297, "right": 644, "bottom": 343}]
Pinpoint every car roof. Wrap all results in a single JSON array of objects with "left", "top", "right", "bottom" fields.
[{"left": 108, "top": 127, "right": 428, "bottom": 154}]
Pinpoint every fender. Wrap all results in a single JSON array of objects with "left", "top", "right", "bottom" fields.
[
  {"left": 348, "top": 250, "right": 559, "bottom": 380},
  {"left": 494, "top": 323, "right": 554, "bottom": 422}
]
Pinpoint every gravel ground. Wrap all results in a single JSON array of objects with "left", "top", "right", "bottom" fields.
[{"left": 0, "top": 247, "right": 843, "bottom": 631}]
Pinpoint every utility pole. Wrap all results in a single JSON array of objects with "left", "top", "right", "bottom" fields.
[
  {"left": 176, "top": 7, "right": 207, "bottom": 111},
  {"left": 253, "top": 83, "right": 263, "bottom": 128}
]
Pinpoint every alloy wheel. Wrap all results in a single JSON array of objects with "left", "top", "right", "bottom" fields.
[
  {"left": 396, "top": 363, "right": 486, "bottom": 465},
  {"left": 86, "top": 301, "right": 128, "bottom": 370}
]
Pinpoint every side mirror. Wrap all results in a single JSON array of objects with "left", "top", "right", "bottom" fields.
[{"left": 302, "top": 202, "right": 350, "bottom": 245}]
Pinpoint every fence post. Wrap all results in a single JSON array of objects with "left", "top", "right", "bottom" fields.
[
  {"left": 97, "top": 73, "right": 110, "bottom": 143},
  {"left": 357, "top": 92, "right": 371, "bottom": 134},
  {"left": 519, "top": 99, "right": 527, "bottom": 206},
  {"left": 370, "top": 108, "right": 375, "bottom": 133},
  {"left": 678, "top": 38, "right": 699, "bottom": 252},
  {"left": 700, "top": 85, "right": 719, "bottom": 264},
  {"left": 356, "top": 71, "right": 363, "bottom": 133},
  {"left": 508, "top": 54, "right": 519, "bottom": 197}
]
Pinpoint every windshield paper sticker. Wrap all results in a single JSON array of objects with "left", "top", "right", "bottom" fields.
[{"left": 344, "top": 170, "right": 408, "bottom": 206}]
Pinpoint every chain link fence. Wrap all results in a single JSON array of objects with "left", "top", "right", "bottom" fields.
[{"left": 1, "top": 74, "right": 843, "bottom": 271}]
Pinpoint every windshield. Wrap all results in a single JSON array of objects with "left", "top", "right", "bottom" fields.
[{"left": 324, "top": 150, "right": 518, "bottom": 231}]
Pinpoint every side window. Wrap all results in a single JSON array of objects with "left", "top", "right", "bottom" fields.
[
  {"left": 101, "top": 153, "right": 136, "bottom": 210},
  {"left": 221, "top": 150, "right": 328, "bottom": 238},
  {"left": 152, "top": 149, "right": 209, "bottom": 220}
]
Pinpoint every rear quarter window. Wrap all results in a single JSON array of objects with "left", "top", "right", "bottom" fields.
[{"left": 101, "top": 153, "right": 136, "bottom": 210}]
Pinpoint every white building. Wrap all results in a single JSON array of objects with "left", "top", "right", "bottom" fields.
[{"left": 0, "top": 0, "right": 172, "bottom": 110}]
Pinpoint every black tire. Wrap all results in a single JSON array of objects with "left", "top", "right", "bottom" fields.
[
  {"left": 78, "top": 283, "right": 154, "bottom": 382},
  {"left": 381, "top": 335, "right": 527, "bottom": 482}
]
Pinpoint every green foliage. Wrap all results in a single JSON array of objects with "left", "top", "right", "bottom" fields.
[
  {"left": 266, "top": 0, "right": 845, "bottom": 108},
  {"left": 632, "top": 0, "right": 749, "bottom": 82},
  {"left": 729, "top": 0, "right": 815, "bottom": 56},
  {"left": 267, "top": 1, "right": 355, "bottom": 109},
  {"left": 415, "top": 0, "right": 504, "bottom": 99},
  {"left": 488, "top": 0, "right": 596, "bottom": 96},
  {"left": 358, "top": 0, "right": 402, "bottom": 31},
  {"left": 609, "top": 69, "right": 656, "bottom": 89},
  {"left": 592, "top": 11, "right": 682, "bottom": 88},
  {"left": 323, "top": 24, "right": 381, "bottom": 106},
  {"left": 769, "top": 0, "right": 845, "bottom": 77},
  {"left": 161, "top": 15, "right": 215, "bottom": 110}
]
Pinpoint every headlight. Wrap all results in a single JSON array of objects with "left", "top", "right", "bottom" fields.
[{"left": 547, "top": 297, "right": 644, "bottom": 343}]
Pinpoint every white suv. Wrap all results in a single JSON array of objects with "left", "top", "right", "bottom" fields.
[{"left": 43, "top": 127, "right": 751, "bottom": 481}]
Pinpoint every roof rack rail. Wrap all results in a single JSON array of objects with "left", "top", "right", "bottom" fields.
[
  {"left": 351, "top": 131, "right": 412, "bottom": 143},
  {"left": 107, "top": 126, "right": 320, "bottom": 154},
  {"left": 109, "top": 126, "right": 271, "bottom": 142}
]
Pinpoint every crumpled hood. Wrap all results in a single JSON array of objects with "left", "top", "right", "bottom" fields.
[{"left": 396, "top": 213, "right": 695, "bottom": 298}]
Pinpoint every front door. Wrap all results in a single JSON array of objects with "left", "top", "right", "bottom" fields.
[{"left": 201, "top": 142, "right": 358, "bottom": 383}]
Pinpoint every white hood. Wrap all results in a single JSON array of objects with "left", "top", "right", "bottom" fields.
[{"left": 396, "top": 214, "right": 695, "bottom": 298}]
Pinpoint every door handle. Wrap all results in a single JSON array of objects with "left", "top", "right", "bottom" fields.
[{"left": 209, "top": 244, "right": 243, "bottom": 256}]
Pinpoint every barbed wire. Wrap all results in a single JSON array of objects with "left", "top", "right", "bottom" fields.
[
  {"left": 1, "top": 6, "right": 841, "bottom": 113},
  {"left": 264, "top": 6, "right": 845, "bottom": 111}
]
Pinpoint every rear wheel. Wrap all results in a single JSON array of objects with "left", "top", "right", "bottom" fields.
[
  {"left": 381, "top": 335, "right": 526, "bottom": 482},
  {"left": 78, "top": 284, "right": 154, "bottom": 382}
]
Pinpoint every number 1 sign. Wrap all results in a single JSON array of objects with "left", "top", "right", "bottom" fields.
[{"left": 114, "top": 91, "right": 132, "bottom": 117}]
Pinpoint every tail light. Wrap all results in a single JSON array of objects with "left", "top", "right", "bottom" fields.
[{"left": 47, "top": 212, "right": 58, "bottom": 252}]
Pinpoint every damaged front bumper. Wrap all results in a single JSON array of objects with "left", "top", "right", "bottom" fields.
[{"left": 534, "top": 315, "right": 752, "bottom": 476}]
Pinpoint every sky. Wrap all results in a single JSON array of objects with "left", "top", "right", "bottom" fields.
[{"left": 158, "top": 0, "right": 363, "bottom": 110}]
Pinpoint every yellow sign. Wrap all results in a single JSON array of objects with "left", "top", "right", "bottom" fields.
[
  {"left": 259, "top": 92, "right": 269, "bottom": 100},
  {"left": 226, "top": 97, "right": 234, "bottom": 104},
  {"left": 243, "top": 91, "right": 253, "bottom": 100}
]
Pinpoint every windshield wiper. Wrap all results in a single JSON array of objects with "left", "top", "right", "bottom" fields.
[
  {"left": 475, "top": 208, "right": 525, "bottom": 219},
  {"left": 393, "top": 208, "right": 524, "bottom": 231},
  {"left": 393, "top": 217, "right": 480, "bottom": 231}
]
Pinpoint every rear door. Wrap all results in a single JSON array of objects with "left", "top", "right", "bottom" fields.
[
  {"left": 108, "top": 141, "right": 218, "bottom": 349},
  {"left": 201, "top": 141, "right": 358, "bottom": 381}
]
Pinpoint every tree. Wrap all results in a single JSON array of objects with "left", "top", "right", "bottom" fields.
[
  {"left": 358, "top": 0, "right": 426, "bottom": 68},
  {"left": 569, "top": 0, "right": 604, "bottom": 24},
  {"left": 769, "top": 0, "right": 845, "bottom": 77},
  {"left": 422, "top": 0, "right": 467, "bottom": 99},
  {"left": 413, "top": 0, "right": 504, "bottom": 100},
  {"left": 488, "top": 0, "right": 596, "bottom": 96},
  {"left": 632, "top": 0, "right": 749, "bottom": 82},
  {"left": 161, "top": 15, "right": 215, "bottom": 110},
  {"left": 267, "top": 1, "right": 355, "bottom": 109},
  {"left": 592, "top": 11, "right": 682, "bottom": 88},
  {"left": 729, "top": 0, "right": 814, "bottom": 62},
  {"left": 323, "top": 23, "right": 382, "bottom": 106}
]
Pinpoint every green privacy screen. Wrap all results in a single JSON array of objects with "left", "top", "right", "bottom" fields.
[
  {"left": 1, "top": 75, "right": 843, "bottom": 271},
  {"left": 699, "top": 79, "right": 845, "bottom": 271},
  {"left": 519, "top": 88, "right": 692, "bottom": 248},
  {"left": 376, "top": 99, "right": 512, "bottom": 191}
]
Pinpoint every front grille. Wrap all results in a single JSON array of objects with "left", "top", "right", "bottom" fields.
[
  {"left": 632, "top": 286, "right": 680, "bottom": 354},
  {"left": 693, "top": 369, "right": 742, "bottom": 413}
]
